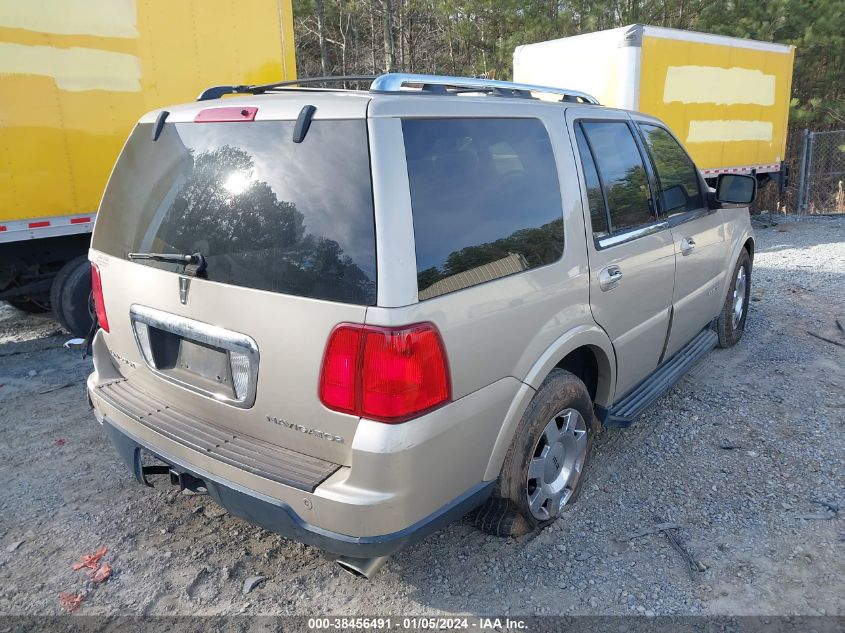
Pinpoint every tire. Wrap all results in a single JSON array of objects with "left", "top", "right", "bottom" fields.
[
  {"left": 50, "top": 256, "right": 87, "bottom": 329},
  {"left": 5, "top": 297, "right": 51, "bottom": 313},
  {"left": 51, "top": 257, "right": 94, "bottom": 337},
  {"left": 474, "top": 369, "right": 598, "bottom": 538},
  {"left": 717, "top": 249, "right": 751, "bottom": 348}
]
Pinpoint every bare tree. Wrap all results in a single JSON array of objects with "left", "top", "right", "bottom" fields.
[
  {"left": 315, "top": 0, "right": 330, "bottom": 74},
  {"left": 382, "top": 0, "right": 396, "bottom": 72}
]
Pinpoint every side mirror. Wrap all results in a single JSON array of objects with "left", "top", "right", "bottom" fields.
[{"left": 715, "top": 173, "right": 756, "bottom": 205}]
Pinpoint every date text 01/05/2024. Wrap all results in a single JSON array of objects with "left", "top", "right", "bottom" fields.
[{"left": 306, "top": 617, "right": 528, "bottom": 630}]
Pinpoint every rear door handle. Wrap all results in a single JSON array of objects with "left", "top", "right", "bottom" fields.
[
  {"left": 680, "top": 237, "right": 696, "bottom": 255},
  {"left": 599, "top": 265, "right": 623, "bottom": 291}
]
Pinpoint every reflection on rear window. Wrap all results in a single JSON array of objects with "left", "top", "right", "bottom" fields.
[{"left": 93, "top": 120, "right": 376, "bottom": 305}]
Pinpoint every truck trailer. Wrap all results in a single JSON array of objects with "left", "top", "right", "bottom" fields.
[
  {"left": 0, "top": 0, "right": 296, "bottom": 335},
  {"left": 514, "top": 24, "right": 794, "bottom": 187}
]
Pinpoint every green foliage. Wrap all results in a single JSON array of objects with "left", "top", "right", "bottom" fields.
[
  {"left": 293, "top": 0, "right": 844, "bottom": 131},
  {"left": 695, "top": 0, "right": 845, "bottom": 129}
]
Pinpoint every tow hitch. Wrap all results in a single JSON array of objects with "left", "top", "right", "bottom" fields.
[
  {"left": 169, "top": 470, "right": 207, "bottom": 494},
  {"left": 141, "top": 463, "right": 207, "bottom": 494}
]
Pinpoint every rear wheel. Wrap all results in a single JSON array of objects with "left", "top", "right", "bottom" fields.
[
  {"left": 717, "top": 249, "right": 751, "bottom": 348},
  {"left": 474, "top": 369, "right": 597, "bottom": 537},
  {"left": 50, "top": 256, "right": 94, "bottom": 337}
]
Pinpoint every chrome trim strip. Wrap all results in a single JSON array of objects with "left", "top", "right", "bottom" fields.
[
  {"left": 596, "top": 221, "right": 669, "bottom": 249},
  {"left": 667, "top": 207, "right": 715, "bottom": 228},
  {"left": 129, "top": 304, "right": 259, "bottom": 409},
  {"left": 370, "top": 73, "right": 600, "bottom": 105}
]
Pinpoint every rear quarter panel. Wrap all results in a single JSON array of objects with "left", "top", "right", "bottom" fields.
[
  {"left": 367, "top": 97, "right": 598, "bottom": 401},
  {"left": 367, "top": 97, "right": 615, "bottom": 483}
]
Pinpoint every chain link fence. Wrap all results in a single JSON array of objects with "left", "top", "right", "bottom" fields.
[{"left": 797, "top": 129, "right": 845, "bottom": 215}]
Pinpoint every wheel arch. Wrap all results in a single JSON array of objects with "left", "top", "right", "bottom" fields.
[
  {"left": 717, "top": 227, "right": 755, "bottom": 309},
  {"left": 553, "top": 345, "right": 612, "bottom": 405},
  {"left": 522, "top": 325, "right": 615, "bottom": 405},
  {"left": 482, "top": 325, "right": 615, "bottom": 480},
  {"left": 743, "top": 235, "right": 755, "bottom": 261}
]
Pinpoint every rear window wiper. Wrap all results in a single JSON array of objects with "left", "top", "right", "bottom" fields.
[{"left": 128, "top": 251, "right": 207, "bottom": 277}]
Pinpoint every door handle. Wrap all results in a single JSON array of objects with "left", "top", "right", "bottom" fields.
[
  {"left": 599, "top": 265, "right": 623, "bottom": 291},
  {"left": 680, "top": 237, "right": 696, "bottom": 255}
]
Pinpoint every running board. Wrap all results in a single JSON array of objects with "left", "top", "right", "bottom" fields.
[{"left": 603, "top": 329, "right": 718, "bottom": 428}]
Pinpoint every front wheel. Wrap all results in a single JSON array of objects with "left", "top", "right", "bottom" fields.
[
  {"left": 474, "top": 369, "right": 597, "bottom": 537},
  {"left": 717, "top": 249, "right": 751, "bottom": 348}
]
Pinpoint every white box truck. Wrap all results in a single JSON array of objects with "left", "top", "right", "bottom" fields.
[{"left": 514, "top": 24, "right": 795, "bottom": 185}]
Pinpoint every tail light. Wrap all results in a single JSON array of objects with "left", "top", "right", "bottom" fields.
[
  {"left": 90, "top": 262, "right": 110, "bottom": 332},
  {"left": 319, "top": 323, "right": 451, "bottom": 423}
]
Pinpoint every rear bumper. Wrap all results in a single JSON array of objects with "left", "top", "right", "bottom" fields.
[
  {"left": 102, "top": 416, "right": 493, "bottom": 558},
  {"left": 87, "top": 322, "right": 518, "bottom": 556}
]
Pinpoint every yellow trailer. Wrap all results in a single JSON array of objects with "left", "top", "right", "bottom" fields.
[
  {"left": 514, "top": 24, "right": 794, "bottom": 180},
  {"left": 0, "top": 0, "right": 295, "bottom": 332}
]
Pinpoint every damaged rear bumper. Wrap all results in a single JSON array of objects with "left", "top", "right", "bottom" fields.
[{"left": 101, "top": 415, "right": 493, "bottom": 558}]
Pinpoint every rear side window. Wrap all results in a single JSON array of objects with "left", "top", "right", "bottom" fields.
[
  {"left": 403, "top": 118, "right": 564, "bottom": 300},
  {"left": 93, "top": 120, "right": 376, "bottom": 305},
  {"left": 639, "top": 124, "right": 704, "bottom": 215},
  {"left": 580, "top": 121, "right": 656, "bottom": 233}
]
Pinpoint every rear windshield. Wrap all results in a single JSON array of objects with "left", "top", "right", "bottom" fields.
[{"left": 93, "top": 119, "right": 377, "bottom": 305}]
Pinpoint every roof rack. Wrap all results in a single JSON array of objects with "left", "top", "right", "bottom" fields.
[
  {"left": 197, "top": 73, "right": 599, "bottom": 105},
  {"left": 370, "top": 73, "right": 600, "bottom": 104},
  {"left": 197, "top": 76, "right": 377, "bottom": 101}
]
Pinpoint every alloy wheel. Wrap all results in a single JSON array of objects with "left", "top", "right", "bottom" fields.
[
  {"left": 732, "top": 265, "right": 747, "bottom": 329},
  {"left": 526, "top": 408, "right": 588, "bottom": 521}
]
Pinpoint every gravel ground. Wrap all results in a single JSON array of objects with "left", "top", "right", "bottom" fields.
[{"left": 0, "top": 216, "right": 843, "bottom": 617}]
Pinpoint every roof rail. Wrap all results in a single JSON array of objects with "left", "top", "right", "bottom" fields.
[
  {"left": 197, "top": 73, "right": 599, "bottom": 105},
  {"left": 369, "top": 73, "right": 600, "bottom": 104},
  {"left": 197, "top": 76, "right": 377, "bottom": 101}
]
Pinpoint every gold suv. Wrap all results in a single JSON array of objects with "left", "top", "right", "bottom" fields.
[{"left": 87, "top": 74, "right": 756, "bottom": 577}]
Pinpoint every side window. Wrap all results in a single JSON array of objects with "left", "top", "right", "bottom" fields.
[
  {"left": 581, "top": 121, "right": 656, "bottom": 233},
  {"left": 402, "top": 118, "right": 564, "bottom": 300},
  {"left": 639, "top": 124, "right": 703, "bottom": 215},
  {"left": 574, "top": 124, "right": 609, "bottom": 237}
]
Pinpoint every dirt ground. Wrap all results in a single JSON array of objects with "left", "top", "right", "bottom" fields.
[{"left": 0, "top": 216, "right": 843, "bottom": 618}]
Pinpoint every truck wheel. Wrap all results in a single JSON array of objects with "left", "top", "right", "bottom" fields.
[
  {"left": 716, "top": 249, "right": 751, "bottom": 348},
  {"left": 50, "top": 256, "right": 93, "bottom": 337},
  {"left": 5, "top": 297, "right": 51, "bottom": 313},
  {"left": 474, "top": 369, "right": 597, "bottom": 537},
  {"left": 50, "top": 257, "right": 82, "bottom": 328}
]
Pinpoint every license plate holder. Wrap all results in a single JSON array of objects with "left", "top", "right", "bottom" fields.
[
  {"left": 176, "top": 338, "right": 230, "bottom": 387},
  {"left": 130, "top": 304, "right": 259, "bottom": 408}
]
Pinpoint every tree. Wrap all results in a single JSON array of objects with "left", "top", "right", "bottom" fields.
[
  {"left": 292, "top": 0, "right": 845, "bottom": 130},
  {"left": 315, "top": 0, "right": 330, "bottom": 74},
  {"left": 382, "top": 0, "right": 397, "bottom": 71}
]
